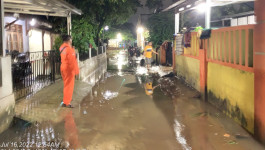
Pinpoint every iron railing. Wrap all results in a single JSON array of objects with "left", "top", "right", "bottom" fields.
[{"left": 13, "top": 50, "right": 61, "bottom": 100}]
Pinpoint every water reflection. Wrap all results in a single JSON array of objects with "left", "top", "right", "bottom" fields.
[
  {"left": 174, "top": 119, "right": 192, "bottom": 150},
  {"left": 102, "top": 90, "right": 119, "bottom": 101},
  {"left": 144, "top": 77, "right": 160, "bottom": 96},
  {"left": 62, "top": 110, "right": 80, "bottom": 149}
]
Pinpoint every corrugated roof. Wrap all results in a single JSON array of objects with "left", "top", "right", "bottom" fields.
[{"left": 162, "top": 0, "right": 254, "bottom": 13}]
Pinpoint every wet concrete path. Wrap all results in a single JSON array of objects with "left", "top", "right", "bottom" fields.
[{"left": 0, "top": 50, "right": 264, "bottom": 150}]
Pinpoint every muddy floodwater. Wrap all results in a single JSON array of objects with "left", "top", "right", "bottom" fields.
[{"left": 0, "top": 50, "right": 264, "bottom": 150}]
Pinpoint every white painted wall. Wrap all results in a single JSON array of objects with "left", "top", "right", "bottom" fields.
[
  {"left": 44, "top": 32, "right": 51, "bottom": 50},
  {"left": 4, "top": 17, "right": 29, "bottom": 52},
  {"left": 0, "top": 57, "right": 13, "bottom": 98},
  {"left": 238, "top": 17, "right": 248, "bottom": 26},
  {"left": 29, "top": 29, "right": 42, "bottom": 52},
  {"left": 0, "top": 56, "right": 15, "bottom": 135},
  {"left": 231, "top": 15, "right": 256, "bottom": 27},
  {"left": 248, "top": 15, "right": 256, "bottom": 24},
  {"left": 231, "top": 19, "right": 238, "bottom": 26}
]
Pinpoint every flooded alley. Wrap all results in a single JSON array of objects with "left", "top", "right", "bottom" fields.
[{"left": 0, "top": 50, "right": 264, "bottom": 150}]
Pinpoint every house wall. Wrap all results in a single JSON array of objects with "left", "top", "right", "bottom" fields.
[
  {"left": 5, "top": 17, "right": 52, "bottom": 53},
  {"left": 44, "top": 32, "right": 51, "bottom": 50},
  {"left": 4, "top": 17, "right": 29, "bottom": 52},
  {"left": 231, "top": 15, "right": 256, "bottom": 27},
  {"left": 29, "top": 29, "right": 42, "bottom": 52},
  {"left": 29, "top": 29, "right": 52, "bottom": 52},
  {"left": 207, "top": 62, "right": 254, "bottom": 133},
  {"left": 174, "top": 26, "right": 255, "bottom": 134},
  {"left": 175, "top": 55, "right": 200, "bottom": 91}
]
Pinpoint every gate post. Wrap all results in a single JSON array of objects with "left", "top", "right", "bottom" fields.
[
  {"left": 199, "top": 45, "right": 207, "bottom": 100},
  {"left": 254, "top": 0, "right": 265, "bottom": 144},
  {"left": 173, "top": 35, "right": 176, "bottom": 72},
  {"left": 51, "top": 51, "right": 56, "bottom": 82}
]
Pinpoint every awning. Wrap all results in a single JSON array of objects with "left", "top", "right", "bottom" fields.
[
  {"left": 4, "top": 0, "right": 82, "bottom": 17},
  {"left": 162, "top": 0, "right": 254, "bottom": 13}
]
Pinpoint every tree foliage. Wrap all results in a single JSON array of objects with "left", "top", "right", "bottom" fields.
[
  {"left": 50, "top": 0, "right": 141, "bottom": 52},
  {"left": 147, "top": 11, "right": 174, "bottom": 47},
  {"left": 66, "top": 0, "right": 141, "bottom": 44},
  {"left": 71, "top": 18, "right": 96, "bottom": 52},
  {"left": 211, "top": 2, "right": 253, "bottom": 19}
]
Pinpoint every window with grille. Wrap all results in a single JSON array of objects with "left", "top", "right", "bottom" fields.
[{"left": 6, "top": 24, "right": 23, "bottom": 52}]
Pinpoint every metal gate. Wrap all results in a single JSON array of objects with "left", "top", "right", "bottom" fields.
[{"left": 12, "top": 50, "right": 61, "bottom": 100}]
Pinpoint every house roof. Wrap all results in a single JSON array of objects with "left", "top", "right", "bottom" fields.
[
  {"left": 4, "top": 0, "right": 82, "bottom": 17},
  {"left": 162, "top": 0, "right": 254, "bottom": 13}
]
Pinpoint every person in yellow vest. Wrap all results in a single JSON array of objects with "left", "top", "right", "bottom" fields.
[{"left": 144, "top": 42, "right": 158, "bottom": 69}]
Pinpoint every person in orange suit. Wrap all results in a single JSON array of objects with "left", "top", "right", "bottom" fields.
[{"left": 60, "top": 35, "right": 79, "bottom": 108}]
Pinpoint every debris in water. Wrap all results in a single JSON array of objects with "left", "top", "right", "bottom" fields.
[
  {"left": 235, "top": 134, "right": 249, "bottom": 139},
  {"left": 224, "top": 133, "right": 231, "bottom": 138},
  {"left": 102, "top": 90, "right": 118, "bottom": 100},
  {"left": 162, "top": 72, "right": 175, "bottom": 78},
  {"left": 83, "top": 110, "right": 87, "bottom": 115},
  {"left": 227, "top": 140, "right": 237, "bottom": 144},
  {"left": 192, "top": 112, "right": 209, "bottom": 117}
]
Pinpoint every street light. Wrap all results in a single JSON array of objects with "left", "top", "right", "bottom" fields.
[
  {"left": 30, "top": 18, "right": 36, "bottom": 26},
  {"left": 103, "top": 25, "right": 109, "bottom": 41},
  {"left": 137, "top": 27, "right": 144, "bottom": 50},
  {"left": 104, "top": 26, "right": 109, "bottom": 31},
  {"left": 196, "top": 3, "right": 211, "bottom": 13},
  {"left": 195, "top": 1, "right": 212, "bottom": 28},
  {"left": 137, "top": 27, "right": 144, "bottom": 33},
  {"left": 116, "top": 33, "right": 122, "bottom": 48},
  {"left": 117, "top": 33, "right": 122, "bottom": 42}
]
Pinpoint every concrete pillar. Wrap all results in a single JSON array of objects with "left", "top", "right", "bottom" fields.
[
  {"left": 205, "top": 0, "right": 211, "bottom": 29},
  {"left": 175, "top": 13, "right": 180, "bottom": 34},
  {"left": 173, "top": 36, "right": 176, "bottom": 72},
  {"left": 67, "top": 12, "right": 72, "bottom": 35},
  {"left": 199, "top": 48, "right": 207, "bottom": 100},
  {"left": 89, "top": 48, "right": 91, "bottom": 59},
  {"left": 254, "top": 0, "right": 265, "bottom": 144}
]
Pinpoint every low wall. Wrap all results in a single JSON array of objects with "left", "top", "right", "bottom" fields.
[
  {"left": 78, "top": 53, "right": 107, "bottom": 86},
  {"left": 175, "top": 55, "right": 200, "bottom": 91},
  {"left": 0, "top": 56, "right": 15, "bottom": 134},
  {"left": 207, "top": 62, "right": 254, "bottom": 133}
]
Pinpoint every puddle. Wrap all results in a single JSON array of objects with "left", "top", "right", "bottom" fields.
[{"left": 0, "top": 50, "right": 264, "bottom": 150}]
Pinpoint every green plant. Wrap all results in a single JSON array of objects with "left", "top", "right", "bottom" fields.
[
  {"left": 147, "top": 11, "right": 174, "bottom": 48},
  {"left": 71, "top": 18, "right": 96, "bottom": 53},
  {"left": 52, "top": 36, "right": 63, "bottom": 51},
  {"left": 52, "top": 36, "right": 63, "bottom": 62}
]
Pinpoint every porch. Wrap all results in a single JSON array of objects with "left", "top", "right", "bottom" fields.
[{"left": 0, "top": 0, "right": 81, "bottom": 134}]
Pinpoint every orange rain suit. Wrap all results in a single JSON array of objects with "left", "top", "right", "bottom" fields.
[{"left": 60, "top": 43, "right": 79, "bottom": 105}]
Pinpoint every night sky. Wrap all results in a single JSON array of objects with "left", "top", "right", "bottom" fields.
[{"left": 128, "top": 0, "right": 174, "bottom": 27}]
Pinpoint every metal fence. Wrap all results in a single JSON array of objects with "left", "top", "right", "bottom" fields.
[{"left": 13, "top": 50, "right": 61, "bottom": 100}]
